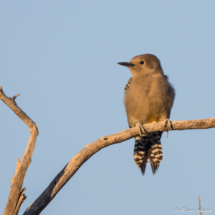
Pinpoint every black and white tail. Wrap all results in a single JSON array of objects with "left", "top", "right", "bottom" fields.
[{"left": 133, "top": 131, "right": 163, "bottom": 175}]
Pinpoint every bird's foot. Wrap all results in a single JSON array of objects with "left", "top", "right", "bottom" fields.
[
  {"left": 165, "top": 118, "right": 173, "bottom": 138},
  {"left": 136, "top": 123, "right": 148, "bottom": 136}
]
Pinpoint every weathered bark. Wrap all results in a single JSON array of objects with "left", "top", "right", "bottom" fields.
[
  {"left": 0, "top": 87, "right": 39, "bottom": 215},
  {"left": 13, "top": 188, "right": 26, "bottom": 215},
  {"left": 23, "top": 117, "right": 215, "bottom": 215}
]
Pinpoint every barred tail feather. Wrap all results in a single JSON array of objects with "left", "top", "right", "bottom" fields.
[
  {"left": 148, "top": 142, "right": 163, "bottom": 174},
  {"left": 134, "top": 151, "right": 148, "bottom": 175},
  {"left": 133, "top": 131, "right": 163, "bottom": 175}
]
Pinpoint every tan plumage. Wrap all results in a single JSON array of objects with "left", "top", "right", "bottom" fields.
[{"left": 118, "top": 54, "right": 175, "bottom": 175}]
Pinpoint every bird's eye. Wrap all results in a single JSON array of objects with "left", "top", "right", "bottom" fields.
[{"left": 140, "top": 61, "right": 144, "bottom": 64}]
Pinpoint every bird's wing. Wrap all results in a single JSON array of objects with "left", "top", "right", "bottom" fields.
[{"left": 124, "top": 77, "right": 132, "bottom": 94}]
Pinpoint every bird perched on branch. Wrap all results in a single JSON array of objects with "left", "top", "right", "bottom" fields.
[{"left": 118, "top": 54, "right": 175, "bottom": 175}]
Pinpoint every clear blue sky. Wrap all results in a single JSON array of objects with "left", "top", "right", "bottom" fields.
[{"left": 1, "top": 1, "right": 215, "bottom": 214}]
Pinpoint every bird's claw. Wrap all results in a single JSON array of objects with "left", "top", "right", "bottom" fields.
[
  {"left": 165, "top": 118, "right": 173, "bottom": 138},
  {"left": 136, "top": 123, "right": 148, "bottom": 136},
  {"left": 165, "top": 118, "right": 173, "bottom": 129}
]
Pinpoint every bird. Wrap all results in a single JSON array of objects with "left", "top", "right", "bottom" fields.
[{"left": 118, "top": 54, "right": 175, "bottom": 175}]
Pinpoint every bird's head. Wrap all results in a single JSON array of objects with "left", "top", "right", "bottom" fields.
[{"left": 118, "top": 54, "right": 163, "bottom": 77}]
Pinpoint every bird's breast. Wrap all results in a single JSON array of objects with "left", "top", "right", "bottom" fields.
[{"left": 124, "top": 76, "right": 173, "bottom": 125}]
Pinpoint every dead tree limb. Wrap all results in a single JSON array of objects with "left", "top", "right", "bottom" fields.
[
  {"left": 1, "top": 86, "right": 215, "bottom": 215},
  {"left": 0, "top": 87, "right": 39, "bottom": 215},
  {"left": 23, "top": 117, "right": 215, "bottom": 214}
]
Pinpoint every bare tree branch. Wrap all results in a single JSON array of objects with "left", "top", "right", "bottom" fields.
[
  {"left": 23, "top": 117, "right": 215, "bottom": 214},
  {"left": 13, "top": 188, "right": 27, "bottom": 215},
  {"left": 0, "top": 87, "right": 39, "bottom": 215},
  {"left": 198, "top": 196, "right": 202, "bottom": 215},
  {"left": 2, "top": 86, "right": 215, "bottom": 215},
  {"left": 11, "top": 158, "right": 27, "bottom": 215},
  {"left": 11, "top": 157, "right": 21, "bottom": 186}
]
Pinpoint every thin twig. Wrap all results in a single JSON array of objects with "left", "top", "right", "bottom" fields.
[
  {"left": 12, "top": 93, "right": 20, "bottom": 102},
  {"left": 198, "top": 196, "right": 202, "bottom": 215}
]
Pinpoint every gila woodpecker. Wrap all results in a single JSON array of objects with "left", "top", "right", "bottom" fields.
[{"left": 118, "top": 54, "right": 175, "bottom": 175}]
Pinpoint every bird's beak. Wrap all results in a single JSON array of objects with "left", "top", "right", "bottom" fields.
[{"left": 117, "top": 62, "right": 135, "bottom": 67}]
